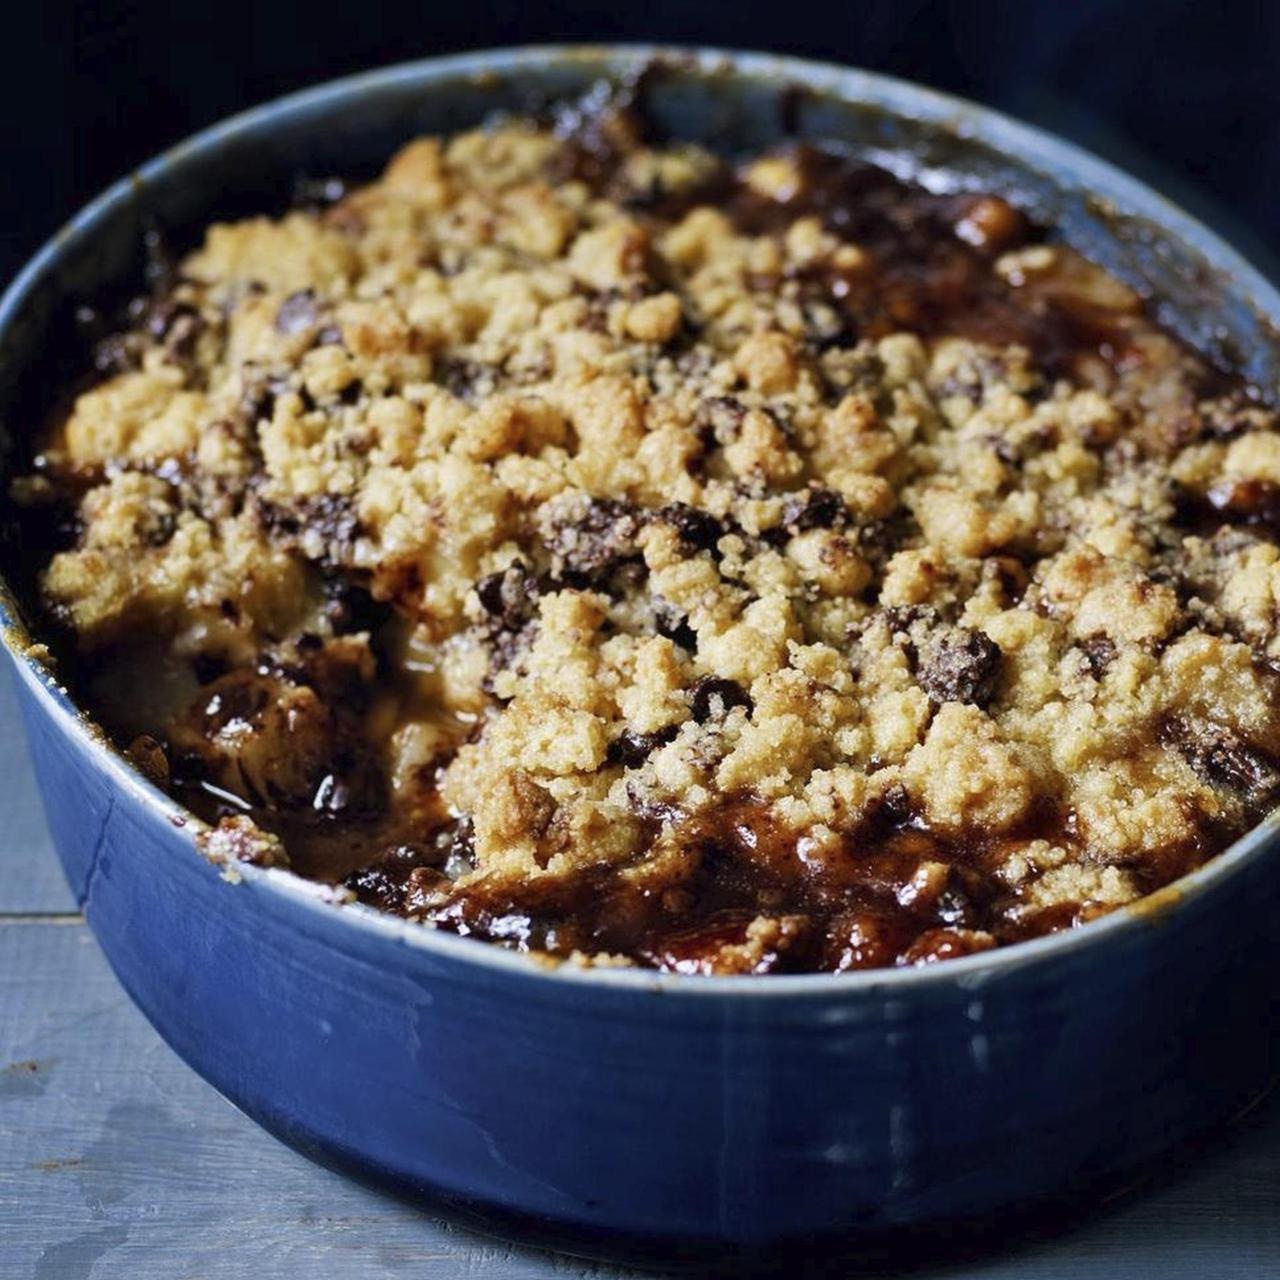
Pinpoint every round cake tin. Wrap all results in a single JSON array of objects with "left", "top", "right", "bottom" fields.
[{"left": 2, "top": 46, "right": 1278, "bottom": 1263}]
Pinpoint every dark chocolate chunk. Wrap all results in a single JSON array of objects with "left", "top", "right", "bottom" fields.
[
  {"left": 307, "top": 493, "right": 360, "bottom": 558},
  {"left": 350, "top": 825, "right": 474, "bottom": 914},
  {"left": 258, "top": 493, "right": 361, "bottom": 565},
  {"left": 475, "top": 563, "right": 544, "bottom": 690},
  {"left": 689, "top": 676, "right": 753, "bottom": 722},
  {"left": 1167, "top": 718, "right": 1280, "bottom": 807},
  {"left": 656, "top": 503, "right": 724, "bottom": 554},
  {"left": 240, "top": 371, "right": 290, "bottom": 425},
  {"left": 879, "top": 604, "right": 938, "bottom": 649},
  {"left": 873, "top": 782, "right": 914, "bottom": 827},
  {"left": 798, "top": 294, "right": 855, "bottom": 349},
  {"left": 917, "top": 628, "right": 1003, "bottom": 707},
  {"left": 782, "top": 485, "right": 846, "bottom": 533},
  {"left": 652, "top": 596, "right": 697, "bottom": 651},
  {"left": 138, "top": 507, "right": 178, "bottom": 547},
  {"left": 344, "top": 862, "right": 408, "bottom": 913},
  {"left": 1079, "top": 634, "right": 1117, "bottom": 679},
  {"left": 401, "top": 865, "right": 451, "bottom": 915},
  {"left": 475, "top": 561, "right": 539, "bottom": 631},
  {"left": 696, "top": 396, "right": 746, "bottom": 445},
  {"left": 141, "top": 298, "right": 206, "bottom": 371},
  {"left": 982, "top": 555, "right": 1030, "bottom": 606},
  {"left": 546, "top": 497, "right": 643, "bottom": 581},
  {"left": 322, "top": 577, "right": 389, "bottom": 636},
  {"left": 856, "top": 509, "right": 916, "bottom": 568},
  {"left": 437, "top": 358, "right": 486, "bottom": 407},
  {"left": 607, "top": 725, "right": 679, "bottom": 768}
]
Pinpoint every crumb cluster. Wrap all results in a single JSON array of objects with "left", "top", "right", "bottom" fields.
[{"left": 14, "top": 95, "right": 1280, "bottom": 973}]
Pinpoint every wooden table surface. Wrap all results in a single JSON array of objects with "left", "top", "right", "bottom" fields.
[{"left": 2, "top": 664, "right": 1278, "bottom": 1279}]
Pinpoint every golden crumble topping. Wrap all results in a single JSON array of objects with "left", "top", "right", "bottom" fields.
[{"left": 13, "top": 89, "right": 1280, "bottom": 973}]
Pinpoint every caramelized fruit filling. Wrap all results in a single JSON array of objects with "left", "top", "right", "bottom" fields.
[{"left": 12, "top": 86, "right": 1280, "bottom": 973}]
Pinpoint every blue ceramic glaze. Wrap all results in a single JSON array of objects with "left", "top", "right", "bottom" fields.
[{"left": 2, "top": 48, "right": 1279, "bottom": 1258}]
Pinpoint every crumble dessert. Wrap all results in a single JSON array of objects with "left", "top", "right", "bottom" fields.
[{"left": 12, "top": 89, "right": 1280, "bottom": 973}]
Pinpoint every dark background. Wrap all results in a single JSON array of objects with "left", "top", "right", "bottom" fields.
[{"left": 5, "top": 0, "right": 1279, "bottom": 284}]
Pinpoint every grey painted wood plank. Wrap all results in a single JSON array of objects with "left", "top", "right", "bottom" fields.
[
  {"left": 0, "top": 663, "right": 77, "bottom": 916},
  {"left": 0, "top": 921, "right": 647, "bottom": 1280}
]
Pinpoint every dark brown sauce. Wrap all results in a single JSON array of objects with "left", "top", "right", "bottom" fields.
[
  {"left": 619, "top": 138, "right": 1143, "bottom": 380},
  {"left": 342, "top": 790, "right": 1193, "bottom": 973},
  {"left": 15, "top": 82, "right": 1279, "bottom": 974}
]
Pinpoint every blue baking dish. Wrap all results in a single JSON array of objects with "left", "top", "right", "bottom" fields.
[{"left": 2, "top": 46, "right": 1279, "bottom": 1263}]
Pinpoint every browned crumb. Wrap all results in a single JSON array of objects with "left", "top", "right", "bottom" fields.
[{"left": 13, "top": 87, "right": 1280, "bottom": 973}]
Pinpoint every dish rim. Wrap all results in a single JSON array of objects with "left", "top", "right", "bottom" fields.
[{"left": 3, "top": 42, "right": 1279, "bottom": 999}]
